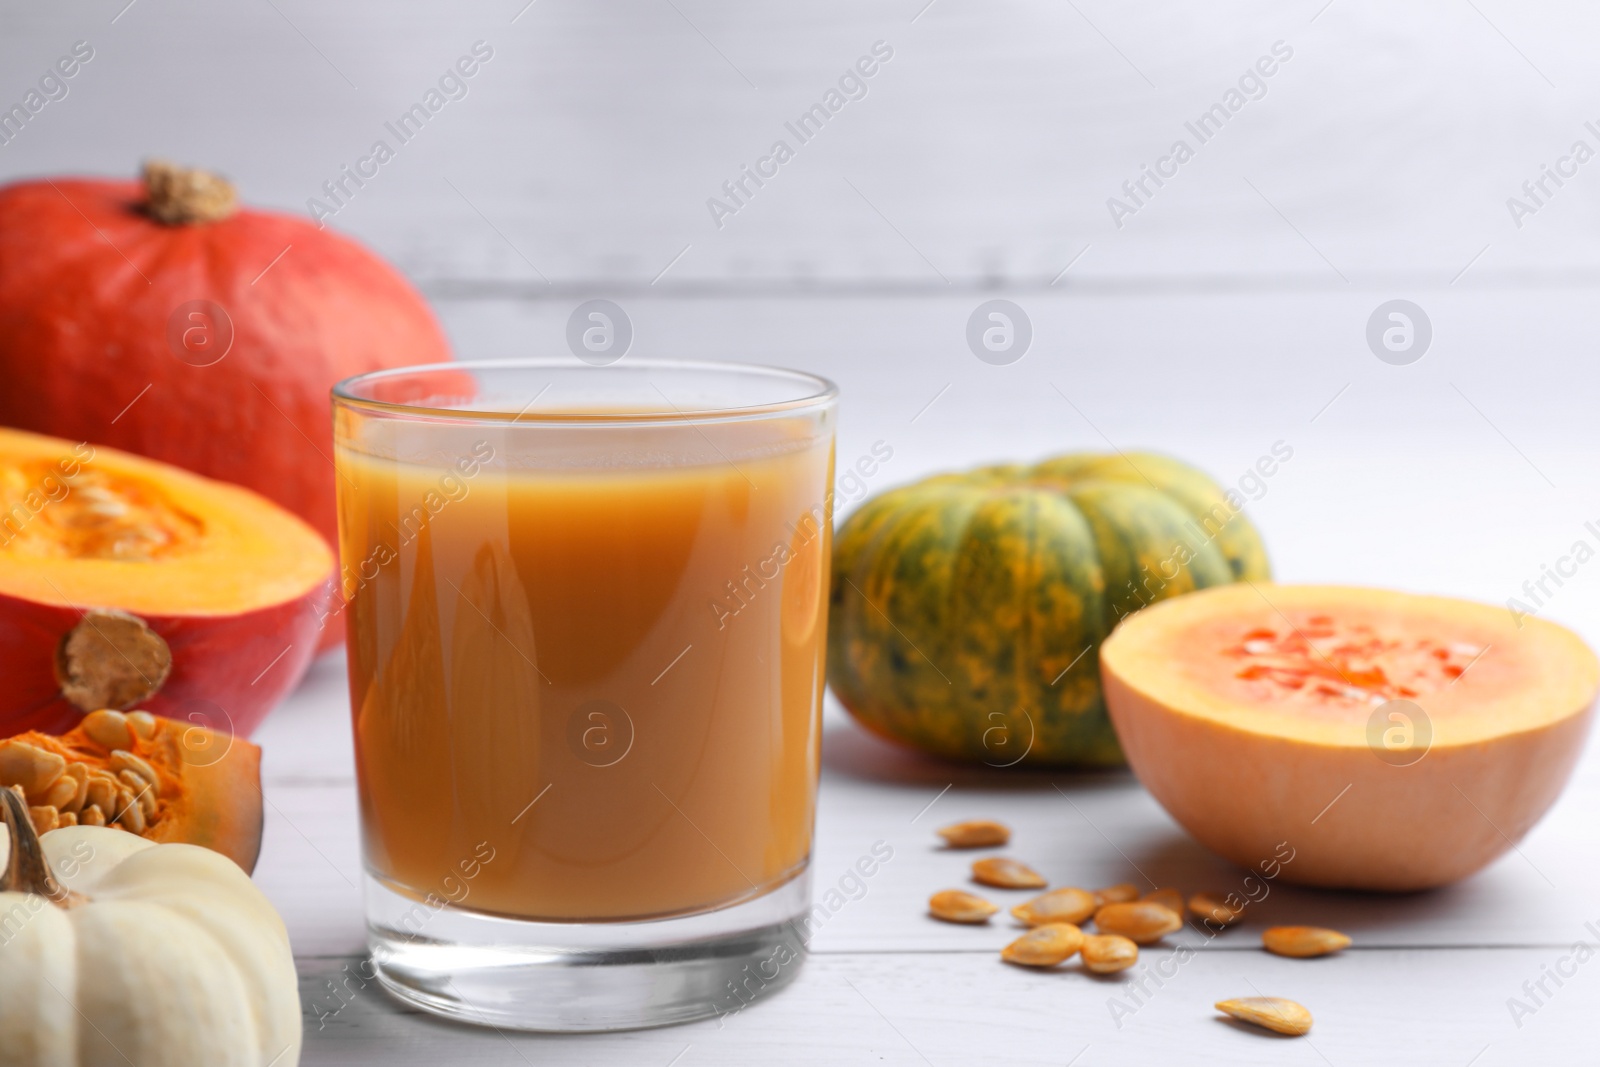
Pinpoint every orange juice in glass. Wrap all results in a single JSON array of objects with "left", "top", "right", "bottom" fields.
[{"left": 332, "top": 360, "right": 837, "bottom": 1031}]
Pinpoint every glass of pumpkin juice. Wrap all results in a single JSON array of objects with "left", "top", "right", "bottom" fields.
[{"left": 331, "top": 360, "right": 836, "bottom": 1031}]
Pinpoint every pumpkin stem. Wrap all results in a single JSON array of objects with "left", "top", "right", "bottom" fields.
[
  {"left": 142, "top": 160, "right": 238, "bottom": 224},
  {"left": 55, "top": 608, "right": 173, "bottom": 713},
  {"left": 0, "top": 787, "right": 73, "bottom": 903}
]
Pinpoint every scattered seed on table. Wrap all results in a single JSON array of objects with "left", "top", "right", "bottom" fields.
[
  {"left": 1215, "top": 996, "right": 1313, "bottom": 1036},
  {"left": 1093, "top": 882, "right": 1139, "bottom": 905},
  {"left": 936, "top": 819, "right": 1010, "bottom": 848},
  {"left": 972, "top": 856, "right": 1047, "bottom": 889},
  {"left": 1093, "top": 901, "right": 1182, "bottom": 945},
  {"left": 928, "top": 889, "right": 998, "bottom": 924},
  {"left": 1001, "top": 923, "right": 1084, "bottom": 967},
  {"left": 1262, "top": 925, "right": 1352, "bottom": 958},
  {"left": 1142, "top": 887, "right": 1185, "bottom": 916},
  {"left": 1080, "top": 933, "right": 1138, "bottom": 974},
  {"left": 1189, "top": 891, "right": 1244, "bottom": 927},
  {"left": 1011, "top": 886, "right": 1097, "bottom": 927}
]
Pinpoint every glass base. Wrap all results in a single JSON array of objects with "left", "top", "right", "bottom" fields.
[{"left": 365, "top": 866, "right": 812, "bottom": 1032}]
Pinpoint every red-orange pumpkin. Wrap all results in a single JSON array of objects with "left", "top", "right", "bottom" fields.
[{"left": 0, "top": 162, "right": 452, "bottom": 648}]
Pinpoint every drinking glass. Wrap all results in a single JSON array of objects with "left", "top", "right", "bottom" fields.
[{"left": 331, "top": 359, "right": 838, "bottom": 1030}]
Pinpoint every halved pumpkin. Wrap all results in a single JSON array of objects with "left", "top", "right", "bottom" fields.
[
  {"left": 0, "top": 427, "right": 333, "bottom": 738},
  {"left": 2, "top": 710, "right": 262, "bottom": 871},
  {"left": 1101, "top": 584, "right": 1598, "bottom": 890}
]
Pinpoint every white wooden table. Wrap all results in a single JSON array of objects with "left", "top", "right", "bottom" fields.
[{"left": 7, "top": 0, "right": 1600, "bottom": 1059}]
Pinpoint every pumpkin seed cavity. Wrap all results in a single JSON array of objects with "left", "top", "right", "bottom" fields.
[
  {"left": 0, "top": 460, "right": 202, "bottom": 561},
  {"left": 1231, "top": 617, "right": 1485, "bottom": 707},
  {"left": 0, "top": 710, "right": 166, "bottom": 839}
]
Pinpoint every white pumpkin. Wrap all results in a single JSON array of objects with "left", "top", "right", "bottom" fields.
[{"left": 0, "top": 791, "right": 301, "bottom": 1067}]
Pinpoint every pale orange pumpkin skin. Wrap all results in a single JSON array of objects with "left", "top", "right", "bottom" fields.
[
  {"left": 1100, "top": 584, "right": 1598, "bottom": 891},
  {"left": 0, "top": 175, "right": 451, "bottom": 648}
]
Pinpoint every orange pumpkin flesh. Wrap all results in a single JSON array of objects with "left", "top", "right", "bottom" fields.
[
  {"left": 4, "top": 712, "right": 263, "bottom": 872},
  {"left": 0, "top": 427, "right": 333, "bottom": 737},
  {"left": 1101, "top": 584, "right": 1598, "bottom": 891}
]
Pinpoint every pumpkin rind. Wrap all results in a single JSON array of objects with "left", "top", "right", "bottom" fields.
[{"left": 828, "top": 451, "right": 1269, "bottom": 766}]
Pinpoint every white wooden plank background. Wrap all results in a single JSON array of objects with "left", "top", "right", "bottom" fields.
[
  {"left": 4, "top": 0, "right": 1600, "bottom": 285},
  {"left": 5, "top": 0, "right": 1600, "bottom": 1061}
]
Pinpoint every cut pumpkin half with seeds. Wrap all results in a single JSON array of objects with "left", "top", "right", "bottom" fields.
[
  {"left": 1101, "top": 584, "right": 1599, "bottom": 890},
  {"left": 0, "top": 427, "right": 333, "bottom": 739}
]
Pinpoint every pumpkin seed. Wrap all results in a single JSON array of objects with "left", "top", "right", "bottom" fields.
[
  {"left": 41, "top": 775, "right": 79, "bottom": 810},
  {"left": 118, "top": 771, "right": 157, "bottom": 820},
  {"left": 936, "top": 819, "right": 1010, "bottom": 849},
  {"left": 1093, "top": 882, "right": 1139, "bottom": 905},
  {"left": 82, "top": 709, "right": 134, "bottom": 750},
  {"left": 85, "top": 773, "right": 119, "bottom": 816},
  {"left": 1142, "top": 887, "right": 1185, "bottom": 916},
  {"left": 57, "top": 764, "right": 89, "bottom": 815},
  {"left": 83, "top": 498, "right": 129, "bottom": 518},
  {"left": 1263, "top": 926, "right": 1352, "bottom": 958},
  {"left": 116, "top": 793, "right": 146, "bottom": 834},
  {"left": 1000, "top": 923, "right": 1084, "bottom": 967},
  {"left": 126, "top": 710, "right": 158, "bottom": 740},
  {"left": 1215, "top": 996, "right": 1313, "bottom": 1036},
  {"left": 81, "top": 804, "right": 106, "bottom": 827},
  {"left": 1093, "top": 901, "right": 1182, "bottom": 945},
  {"left": 1011, "top": 886, "right": 1097, "bottom": 927},
  {"left": 109, "top": 750, "right": 161, "bottom": 796},
  {"left": 0, "top": 740, "right": 66, "bottom": 799},
  {"left": 929, "top": 889, "right": 999, "bottom": 924},
  {"left": 28, "top": 805, "right": 59, "bottom": 835},
  {"left": 972, "top": 857, "right": 1047, "bottom": 889},
  {"left": 1080, "top": 933, "right": 1138, "bottom": 974},
  {"left": 1189, "top": 891, "right": 1244, "bottom": 927}
]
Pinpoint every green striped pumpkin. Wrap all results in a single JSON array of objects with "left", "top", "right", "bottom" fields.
[{"left": 828, "top": 452, "right": 1270, "bottom": 767}]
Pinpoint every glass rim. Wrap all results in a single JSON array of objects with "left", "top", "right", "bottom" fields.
[{"left": 332, "top": 358, "right": 840, "bottom": 426}]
